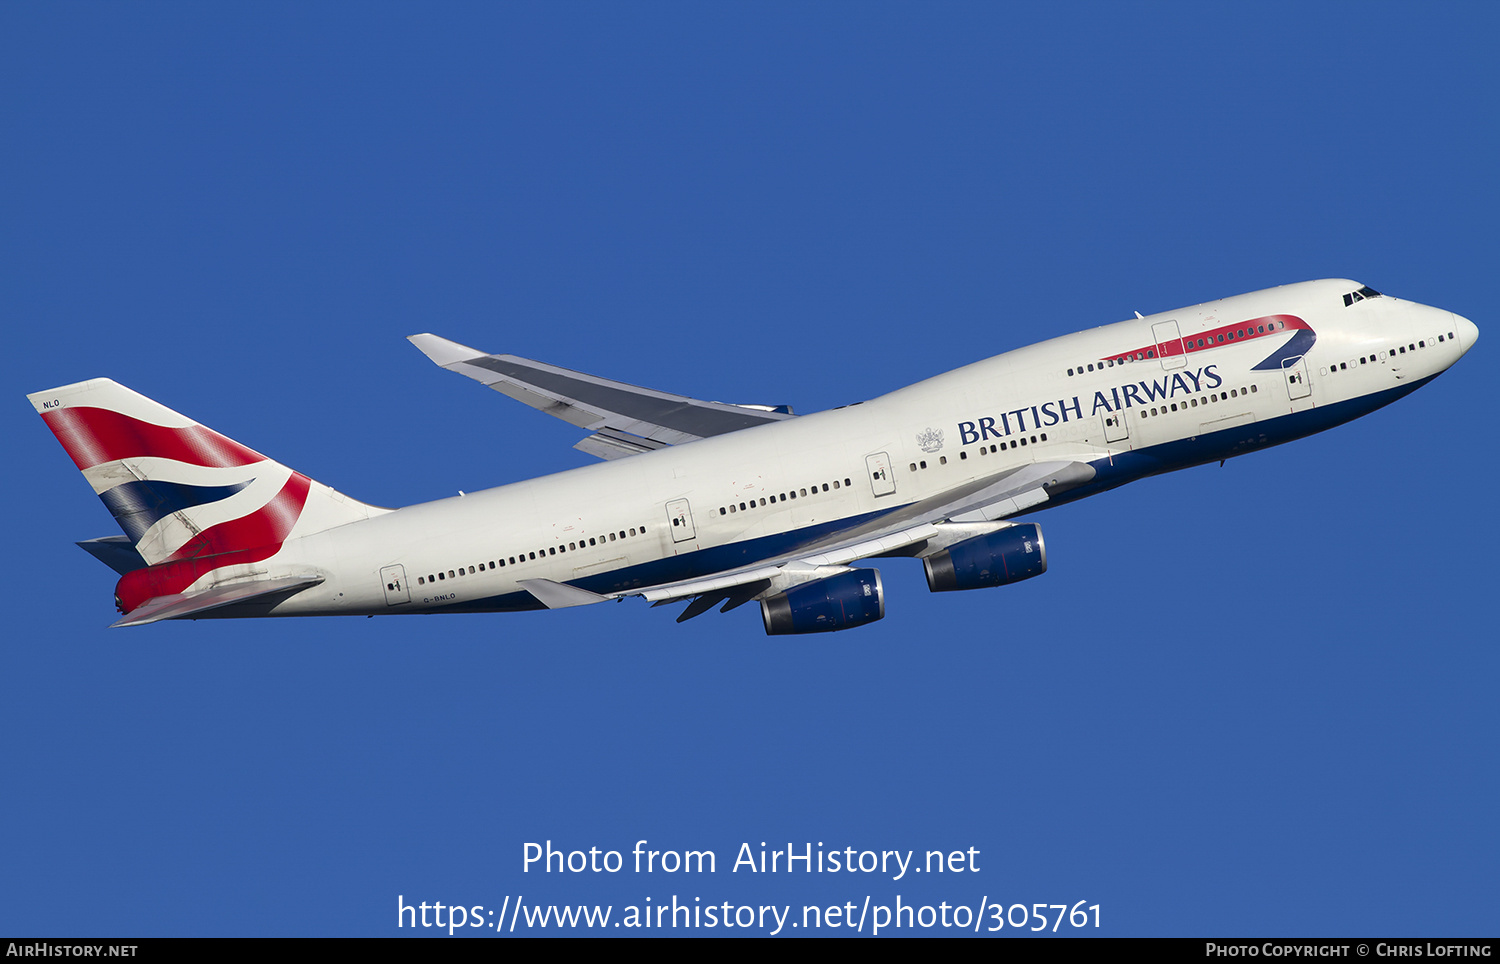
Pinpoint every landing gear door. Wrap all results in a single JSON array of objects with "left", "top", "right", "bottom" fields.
[
  {"left": 1283, "top": 355, "right": 1312, "bottom": 400},
  {"left": 666, "top": 499, "right": 696, "bottom": 543},
  {"left": 1152, "top": 319, "right": 1187, "bottom": 370},
  {"left": 380, "top": 565, "right": 410, "bottom": 606},
  {"left": 866, "top": 453, "right": 896, "bottom": 497}
]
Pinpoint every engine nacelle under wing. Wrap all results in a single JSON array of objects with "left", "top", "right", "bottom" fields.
[
  {"left": 760, "top": 568, "right": 885, "bottom": 636},
  {"left": 922, "top": 524, "right": 1046, "bottom": 592}
]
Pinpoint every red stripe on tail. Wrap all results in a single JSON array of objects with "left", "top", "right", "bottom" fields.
[
  {"left": 114, "top": 473, "right": 313, "bottom": 614},
  {"left": 40, "top": 407, "right": 265, "bottom": 470}
]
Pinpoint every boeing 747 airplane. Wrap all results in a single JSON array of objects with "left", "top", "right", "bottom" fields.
[{"left": 30, "top": 279, "right": 1476, "bottom": 634}]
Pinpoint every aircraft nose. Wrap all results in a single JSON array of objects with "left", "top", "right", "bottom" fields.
[{"left": 1451, "top": 312, "right": 1478, "bottom": 353}]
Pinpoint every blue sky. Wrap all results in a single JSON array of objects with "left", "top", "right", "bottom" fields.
[{"left": 3, "top": 2, "right": 1495, "bottom": 936}]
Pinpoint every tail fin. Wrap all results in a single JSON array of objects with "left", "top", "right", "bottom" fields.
[{"left": 29, "top": 378, "right": 383, "bottom": 568}]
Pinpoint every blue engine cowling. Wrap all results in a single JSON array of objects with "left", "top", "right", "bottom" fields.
[
  {"left": 760, "top": 568, "right": 885, "bottom": 635},
  {"left": 922, "top": 524, "right": 1047, "bottom": 592}
]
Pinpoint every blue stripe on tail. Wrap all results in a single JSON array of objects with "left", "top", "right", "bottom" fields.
[{"left": 99, "top": 480, "right": 253, "bottom": 542}]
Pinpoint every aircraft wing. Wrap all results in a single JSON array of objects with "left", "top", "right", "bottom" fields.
[
  {"left": 620, "top": 460, "right": 1097, "bottom": 613},
  {"left": 408, "top": 333, "right": 796, "bottom": 460}
]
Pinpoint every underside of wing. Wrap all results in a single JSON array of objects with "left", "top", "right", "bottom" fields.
[
  {"left": 408, "top": 333, "right": 796, "bottom": 459},
  {"left": 617, "top": 459, "right": 1097, "bottom": 614}
]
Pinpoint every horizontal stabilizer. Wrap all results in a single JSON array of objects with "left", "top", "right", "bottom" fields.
[
  {"left": 409, "top": 333, "right": 796, "bottom": 457},
  {"left": 110, "top": 575, "right": 324, "bottom": 628},
  {"left": 77, "top": 536, "right": 148, "bottom": 575}
]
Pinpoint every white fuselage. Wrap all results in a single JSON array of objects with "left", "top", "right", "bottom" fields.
[{"left": 269, "top": 279, "right": 1475, "bottom": 617}]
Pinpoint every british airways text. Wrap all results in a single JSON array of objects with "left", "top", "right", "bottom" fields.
[{"left": 958, "top": 364, "right": 1222, "bottom": 443}]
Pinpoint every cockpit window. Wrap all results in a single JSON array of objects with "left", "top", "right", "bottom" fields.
[{"left": 1343, "top": 286, "right": 1383, "bottom": 307}]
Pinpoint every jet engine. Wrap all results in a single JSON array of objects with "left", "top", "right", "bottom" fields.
[
  {"left": 760, "top": 568, "right": 885, "bottom": 635},
  {"left": 922, "top": 524, "right": 1046, "bottom": 592}
]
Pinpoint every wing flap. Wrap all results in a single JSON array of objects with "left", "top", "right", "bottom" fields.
[{"left": 573, "top": 428, "right": 670, "bottom": 461}]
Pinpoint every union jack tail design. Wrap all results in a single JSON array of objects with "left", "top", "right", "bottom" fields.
[{"left": 29, "top": 379, "right": 382, "bottom": 614}]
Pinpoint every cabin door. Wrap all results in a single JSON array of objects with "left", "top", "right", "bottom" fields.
[
  {"left": 666, "top": 499, "right": 697, "bottom": 543},
  {"left": 1282, "top": 355, "right": 1312, "bottom": 400},
  {"left": 380, "top": 565, "right": 410, "bottom": 606},
  {"left": 1152, "top": 319, "right": 1187, "bottom": 370},
  {"left": 866, "top": 453, "right": 896, "bottom": 497},
  {"left": 1101, "top": 410, "right": 1130, "bottom": 443}
]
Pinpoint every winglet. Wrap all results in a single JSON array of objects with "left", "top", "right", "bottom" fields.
[{"left": 408, "top": 333, "right": 485, "bottom": 368}]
